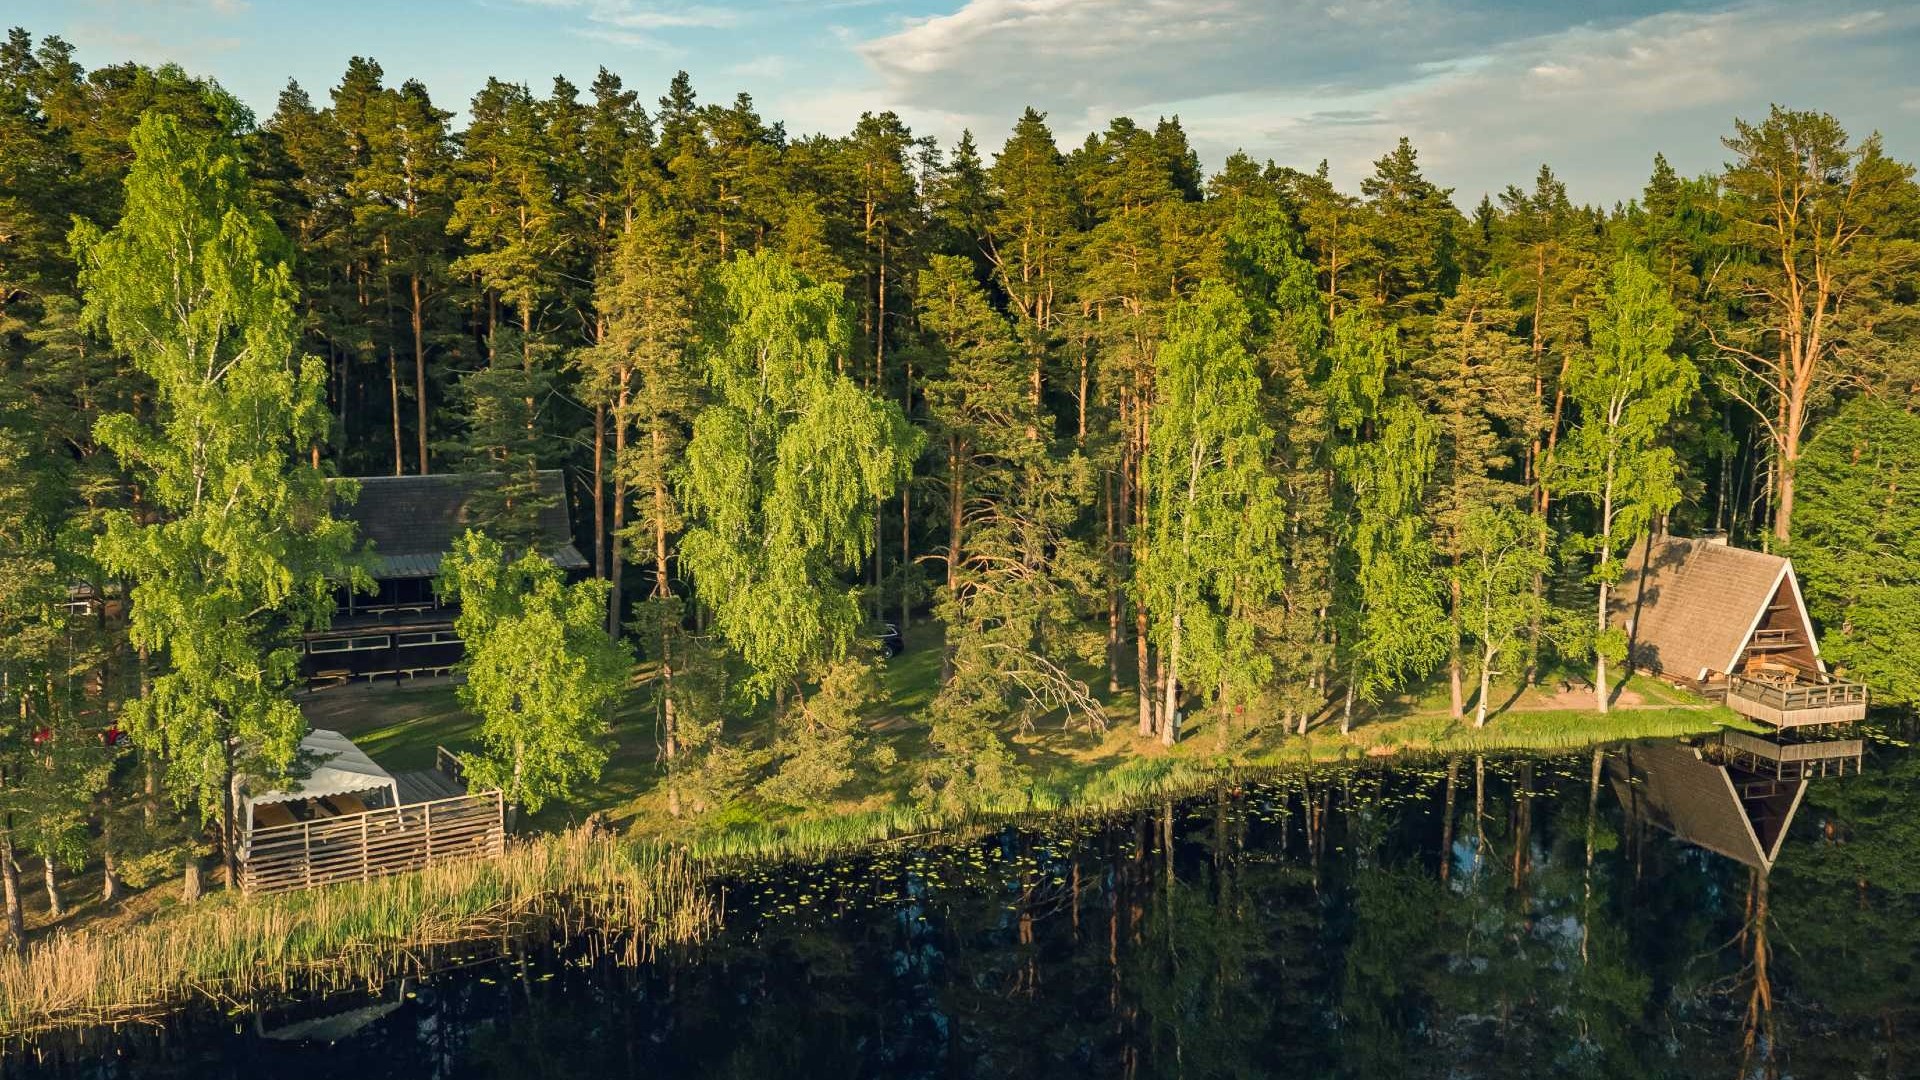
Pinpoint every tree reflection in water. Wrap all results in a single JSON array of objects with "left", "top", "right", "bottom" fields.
[{"left": 17, "top": 733, "right": 1917, "bottom": 1080}]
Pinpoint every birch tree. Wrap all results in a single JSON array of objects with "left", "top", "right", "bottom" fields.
[
  {"left": 1136, "top": 282, "right": 1285, "bottom": 745},
  {"left": 75, "top": 111, "right": 363, "bottom": 885},
  {"left": 439, "top": 531, "right": 630, "bottom": 819},
  {"left": 1556, "top": 257, "right": 1695, "bottom": 712},
  {"left": 678, "top": 251, "right": 920, "bottom": 697},
  {"left": 1457, "top": 507, "right": 1549, "bottom": 727}
]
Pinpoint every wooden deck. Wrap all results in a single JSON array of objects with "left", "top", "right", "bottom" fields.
[
  {"left": 1726, "top": 676, "right": 1869, "bottom": 728},
  {"left": 395, "top": 768, "right": 465, "bottom": 804}
]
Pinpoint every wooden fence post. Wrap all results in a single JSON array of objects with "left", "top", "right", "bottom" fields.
[
  {"left": 424, "top": 800, "right": 435, "bottom": 867},
  {"left": 361, "top": 813, "right": 370, "bottom": 882},
  {"left": 302, "top": 820, "right": 312, "bottom": 890}
]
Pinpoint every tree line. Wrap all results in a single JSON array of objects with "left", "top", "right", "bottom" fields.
[{"left": 1, "top": 28, "right": 1917, "bottom": 935}]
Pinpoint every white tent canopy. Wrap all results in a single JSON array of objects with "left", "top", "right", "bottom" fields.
[{"left": 236, "top": 728, "right": 399, "bottom": 832}]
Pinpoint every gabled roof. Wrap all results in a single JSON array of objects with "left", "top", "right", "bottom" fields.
[
  {"left": 1607, "top": 741, "right": 1806, "bottom": 871},
  {"left": 338, "top": 471, "right": 588, "bottom": 580},
  {"left": 1610, "top": 534, "right": 1802, "bottom": 682}
]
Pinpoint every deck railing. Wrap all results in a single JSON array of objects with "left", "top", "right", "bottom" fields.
[
  {"left": 1728, "top": 676, "right": 1867, "bottom": 711},
  {"left": 238, "top": 790, "right": 504, "bottom": 895},
  {"left": 1726, "top": 675, "right": 1869, "bottom": 728}
]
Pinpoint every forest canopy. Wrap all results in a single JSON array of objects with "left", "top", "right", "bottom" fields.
[{"left": 1, "top": 27, "right": 1917, "bottom": 928}]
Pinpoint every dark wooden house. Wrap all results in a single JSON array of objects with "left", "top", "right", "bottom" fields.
[
  {"left": 1610, "top": 533, "right": 1867, "bottom": 729},
  {"left": 299, "top": 471, "right": 588, "bottom": 687}
]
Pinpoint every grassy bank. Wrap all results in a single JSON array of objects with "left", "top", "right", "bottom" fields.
[
  {"left": 0, "top": 830, "right": 715, "bottom": 1039},
  {"left": 3, "top": 638, "right": 1745, "bottom": 1038},
  {"left": 674, "top": 700, "right": 1740, "bottom": 862}
]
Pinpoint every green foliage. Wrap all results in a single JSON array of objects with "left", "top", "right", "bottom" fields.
[
  {"left": 758, "top": 658, "right": 882, "bottom": 809},
  {"left": 1789, "top": 396, "right": 1920, "bottom": 704},
  {"left": 74, "top": 112, "right": 362, "bottom": 839},
  {"left": 1456, "top": 506, "right": 1551, "bottom": 725},
  {"left": 445, "top": 329, "right": 560, "bottom": 551},
  {"left": 1137, "top": 282, "right": 1287, "bottom": 737},
  {"left": 678, "top": 251, "right": 921, "bottom": 695},
  {"left": 439, "top": 531, "right": 632, "bottom": 814},
  {"left": 1339, "top": 399, "right": 1451, "bottom": 703},
  {"left": 1556, "top": 255, "right": 1696, "bottom": 704},
  {"left": 920, "top": 254, "right": 1102, "bottom": 731}
]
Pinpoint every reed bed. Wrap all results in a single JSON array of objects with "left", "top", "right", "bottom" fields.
[{"left": 0, "top": 829, "right": 716, "bottom": 1039}]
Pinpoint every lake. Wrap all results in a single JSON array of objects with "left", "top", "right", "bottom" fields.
[{"left": 10, "top": 735, "right": 1916, "bottom": 1079}]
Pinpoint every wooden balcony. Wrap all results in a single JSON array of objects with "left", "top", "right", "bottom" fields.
[{"left": 1726, "top": 676, "right": 1869, "bottom": 729}]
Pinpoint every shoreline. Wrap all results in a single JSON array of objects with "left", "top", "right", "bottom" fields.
[{"left": 0, "top": 703, "right": 1739, "bottom": 1040}]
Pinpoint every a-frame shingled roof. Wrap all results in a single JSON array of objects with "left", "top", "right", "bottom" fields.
[
  {"left": 1610, "top": 534, "right": 1803, "bottom": 683},
  {"left": 338, "top": 471, "right": 588, "bottom": 580}
]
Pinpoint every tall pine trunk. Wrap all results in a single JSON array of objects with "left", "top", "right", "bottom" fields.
[
  {"left": 388, "top": 345, "right": 404, "bottom": 475},
  {"left": 411, "top": 273, "right": 430, "bottom": 474},
  {"left": 593, "top": 402, "right": 607, "bottom": 579},
  {"left": 1448, "top": 574, "right": 1466, "bottom": 720}
]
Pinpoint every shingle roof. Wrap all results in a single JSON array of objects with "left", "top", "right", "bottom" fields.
[
  {"left": 1610, "top": 534, "right": 1790, "bottom": 682},
  {"left": 337, "top": 471, "right": 588, "bottom": 579},
  {"left": 1606, "top": 740, "right": 1806, "bottom": 870}
]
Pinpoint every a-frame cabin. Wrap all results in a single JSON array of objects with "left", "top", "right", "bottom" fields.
[{"left": 1610, "top": 533, "right": 1867, "bottom": 728}]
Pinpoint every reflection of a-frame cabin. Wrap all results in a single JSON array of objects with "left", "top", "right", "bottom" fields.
[
  {"left": 1611, "top": 533, "right": 1868, "bottom": 729},
  {"left": 1608, "top": 740, "right": 1809, "bottom": 872}
]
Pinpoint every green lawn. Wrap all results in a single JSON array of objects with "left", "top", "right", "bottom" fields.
[{"left": 309, "top": 623, "right": 1741, "bottom": 853}]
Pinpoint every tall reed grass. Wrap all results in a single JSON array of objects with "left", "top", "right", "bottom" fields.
[{"left": 0, "top": 829, "right": 715, "bottom": 1039}]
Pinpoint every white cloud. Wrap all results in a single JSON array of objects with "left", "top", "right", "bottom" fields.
[
  {"left": 837, "top": 0, "right": 1920, "bottom": 205},
  {"left": 513, "top": 0, "right": 740, "bottom": 33}
]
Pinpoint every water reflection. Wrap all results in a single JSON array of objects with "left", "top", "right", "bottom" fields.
[{"left": 10, "top": 733, "right": 1914, "bottom": 1080}]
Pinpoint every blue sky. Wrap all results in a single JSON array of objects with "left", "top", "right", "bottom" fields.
[{"left": 14, "top": 0, "right": 1920, "bottom": 205}]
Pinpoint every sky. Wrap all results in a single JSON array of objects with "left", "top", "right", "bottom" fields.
[{"left": 13, "top": 0, "right": 1920, "bottom": 206}]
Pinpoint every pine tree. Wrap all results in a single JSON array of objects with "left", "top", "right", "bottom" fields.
[
  {"left": 1788, "top": 397, "right": 1920, "bottom": 706},
  {"left": 1357, "top": 138, "right": 1460, "bottom": 331},
  {"left": 1415, "top": 277, "right": 1533, "bottom": 718},
  {"left": 445, "top": 329, "right": 558, "bottom": 551},
  {"left": 919, "top": 255, "right": 1101, "bottom": 735},
  {"left": 1715, "top": 108, "right": 1920, "bottom": 542},
  {"left": 352, "top": 77, "right": 456, "bottom": 475}
]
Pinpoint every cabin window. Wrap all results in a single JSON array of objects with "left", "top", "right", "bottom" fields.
[
  {"left": 396, "top": 631, "right": 461, "bottom": 649},
  {"left": 308, "top": 635, "right": 391, "bottom": 655}
]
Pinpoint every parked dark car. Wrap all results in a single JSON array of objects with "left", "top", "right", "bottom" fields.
[{"left": 876, "top": 622, "right": 904, "bottom": 659}]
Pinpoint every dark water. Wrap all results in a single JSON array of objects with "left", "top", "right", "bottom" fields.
[{"left": 9, "top": 736, "right": 1919, "bottom": 1079}]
